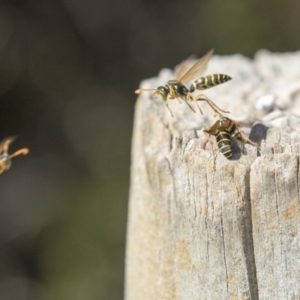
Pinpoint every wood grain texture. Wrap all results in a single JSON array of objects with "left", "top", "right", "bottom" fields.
[{"left": 126, "top": 52, "right": 300, "bottom": 300}]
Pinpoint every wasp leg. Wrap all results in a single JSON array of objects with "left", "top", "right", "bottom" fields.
[
  {"left": 184, "top": 99, "right": 196, "bottom": 113},
  {"left": 170, "top": 95, "right": 182, "bottom": 104},
  {"left": 202, "top": 131, "right": 218, "bottom": 171},
  {"left": 231, "top": 119, "right": 259, "bottom": 147},
  {"left": 165, "top": 99, "right": 174, "bottom": 117},
  {"left": 186, "top": 92, "right": 201, "bottom": 114},
  {"left": 188, "top": 92, "right": 204, "bottom": 114},
  {"left": 202, "top": 131, "right": 213, "bottom": 149},
  {"left": 182, "top": 93, "right": 196, "bottom": 113},
  {"left": 195, "top": 94, "right": 230, "bottom": 115},
  {"left": 212, "top": 150, "right": 219, "bottom": 171},
  {"left": 195, "top": 100, "right": 203, "bottom": 114}
]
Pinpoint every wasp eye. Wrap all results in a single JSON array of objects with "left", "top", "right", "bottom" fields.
[{"left": 158, "top": 86, "right": 169, "bottom": 92}]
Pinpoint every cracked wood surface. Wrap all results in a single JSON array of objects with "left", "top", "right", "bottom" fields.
[{"left": 126, "top": 52, "right": 300, "bottom": 300}]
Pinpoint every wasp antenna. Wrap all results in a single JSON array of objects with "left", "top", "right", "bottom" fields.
[
  {"left": 9, "top": 148, "right": 29, "bottom": 159},
  {"left": 135, "top": 88, "right": 156, "bottom": 94}
]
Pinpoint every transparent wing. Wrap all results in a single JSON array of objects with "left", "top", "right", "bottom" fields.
[
  {"left": 178, "top": 49, "right": 214, "bottom": 84},
  {"left": 204, "top": 118, "right": 221, "bottom": 135},
  {"left": 175, "top": 55, "right": 196, "bottom": 82},
  {"left": 0, "top": 136, "right": 16, "bottom": 153}
]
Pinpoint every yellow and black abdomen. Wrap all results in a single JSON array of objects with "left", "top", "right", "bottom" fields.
[
  {"left": 216, "top": 131, "right": 232, "bottom": 159},
  {"left": 190, "top": 74, "right": 231, "bottom": 92}
]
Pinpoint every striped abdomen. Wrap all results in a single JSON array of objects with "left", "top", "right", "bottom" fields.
[
  {"left": 190, "top": 74, "right": 231, "bottom": 92},
  {"left": 216, "top": 131, "right": 232, "bottom": 159}
]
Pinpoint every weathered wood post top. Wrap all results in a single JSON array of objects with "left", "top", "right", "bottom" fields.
[{"left": 126, "top": 50, "right": 300, "bottom": 300}]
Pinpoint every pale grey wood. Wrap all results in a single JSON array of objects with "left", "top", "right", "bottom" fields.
[
  {"left": 126, "top": 52, "right": 300, "bottom": 300},
  {"left": 250, "top": 128, "right": 300, "bottom": 299}
]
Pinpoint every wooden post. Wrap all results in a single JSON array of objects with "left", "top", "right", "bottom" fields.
[{"left": 126, "top": 52, "right": 300, "bottom": 300}]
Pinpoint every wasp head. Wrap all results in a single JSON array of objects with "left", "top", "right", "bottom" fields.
[{"left": 153, "top": 86, "right": 169, "bottom": 102}]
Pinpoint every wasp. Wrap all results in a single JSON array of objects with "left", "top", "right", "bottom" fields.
[
  {"left": 0, "top": 137, "right": 29, "bottom": 174},
  {"left": 204, "top": 116, "right": 258, "bottom": 159},
  {"left": 135, "top": 49, "right": 232, "bottom": 116}
]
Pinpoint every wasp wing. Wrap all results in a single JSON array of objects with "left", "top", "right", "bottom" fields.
[
  {"left": 0, "top": 136, "right": 16, "bottom": 153},
  {"left": 204, "top": 119, "right": 222, "bottom": 136},
  {"left": 178, "top": 49, "right": 214, "bottom": 84},
  {"left": 175, "top": 55, "right": 196, "bottom": 82}
]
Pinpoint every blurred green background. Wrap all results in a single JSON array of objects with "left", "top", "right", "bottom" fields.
[{"left": 0, "top": 0, "right": 299, "bottom": 299}]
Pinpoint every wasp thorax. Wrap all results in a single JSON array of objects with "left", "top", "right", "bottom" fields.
[
  {"left": 167, "top": 80, "right": 178, "bottom": 85},
  {"left": 219, "top": 116, "right": 229, "bottom": 125},
  {"left": 177, "top": 84, "right": 189, "bottom": 96},
  {"left": 166, "top": 81, "right": 190, "bottom": 99}
]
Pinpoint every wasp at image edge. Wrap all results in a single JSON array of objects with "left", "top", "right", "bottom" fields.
[{"left": 0, "top": 137, "right": 29, "bottom": 175}]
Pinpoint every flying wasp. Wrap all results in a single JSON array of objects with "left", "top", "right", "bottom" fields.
[
  {"left": 204, "top": 116, "right": 258, "bottom": 159},
  {"left": 0, "top": 137, "right": 29, "bottom": 175},
  {"left": 135, "top": 49, "right": 232, "bottom": 116}
]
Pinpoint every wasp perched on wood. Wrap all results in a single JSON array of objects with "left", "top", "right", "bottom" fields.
[
  {"left": 135, "top": 49, "right": 232, "bottom": 116},
  {"left": 204, "top": 116, "right": 258, "bottom": 159},
  {"left": 0, "top": 137, "right": 29, "bottom": 174}
]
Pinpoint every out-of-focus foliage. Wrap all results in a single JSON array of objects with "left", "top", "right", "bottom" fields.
[{"left": 0, "top": 0, "right": 298, "bottom": 299}]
